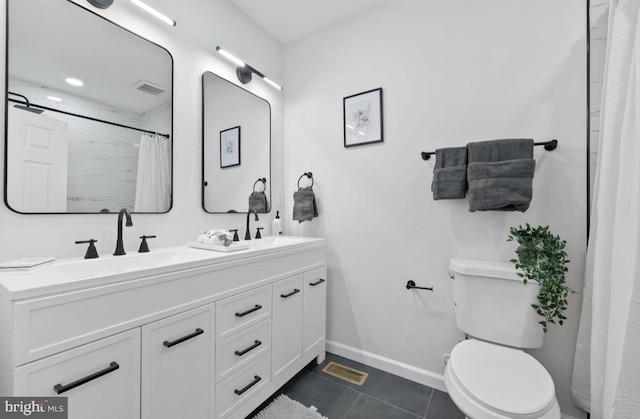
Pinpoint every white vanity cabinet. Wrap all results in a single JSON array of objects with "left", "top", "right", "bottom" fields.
[{"left": 0, "top": 237, "right": 326, "bottom": 419}]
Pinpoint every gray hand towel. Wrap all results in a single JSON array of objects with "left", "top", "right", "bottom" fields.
[
  {"left": 293, "top": 187, "right": 318, "bottom": 223},
  {"left": 249, "top": 191, "right": 267, "bottom": 213},
  {"left": 431, "top": 146, "right": 468, "bottom": 200},
  {"left": 466, "top": 139, "right": 535, "bottom": 212}
]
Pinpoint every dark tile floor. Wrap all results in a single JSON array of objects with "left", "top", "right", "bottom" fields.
[{"left": 248, "top": 352, "right": 465, "bottom": 419}]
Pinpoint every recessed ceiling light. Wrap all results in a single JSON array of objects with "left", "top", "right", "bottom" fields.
[
  {"left": 47, "top": 96, "right": 62, "bottom": 102},
  {"left": 131, "top": 0, "right": 176, "bottom": 26},
  {"left": 65, "top": 78, "right": 84, "bottom": 87}
]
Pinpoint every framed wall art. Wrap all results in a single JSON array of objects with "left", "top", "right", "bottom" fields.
[
  {"left": 343, "top": 87, "right": 383, "bottom": 147},
  {"left": 220, "top": 126, "right": 241, "bottom": 168}
]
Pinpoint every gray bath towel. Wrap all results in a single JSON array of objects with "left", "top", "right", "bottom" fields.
[
  {"left": 467, "top": 138, "right": 535, "bottom": 212},
  {"left": 249, "top": 191, "right": 268, "bottom": 213},
  {"left": 431, "top": 146, "right": 468, "bottom": 200},
  {"left": 293, "top": 187, "right": 318, "bottom": 223}
]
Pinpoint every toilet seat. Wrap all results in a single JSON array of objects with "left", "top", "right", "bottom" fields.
[{"left": 445, "top": 340, "right": 559, "bottom": 419}]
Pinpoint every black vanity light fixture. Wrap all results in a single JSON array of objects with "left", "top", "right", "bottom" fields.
[
  {"left": 215, "top": 46, "right": 283, "bottom": 90},
  {"left": 131, "top": 0, "right": 176, "bottom": 26},
  {"left": 87, "top": 0, "right": 114, "bottom": 9}
]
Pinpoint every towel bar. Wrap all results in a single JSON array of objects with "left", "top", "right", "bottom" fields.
[{"left": 421, "top": 139, "right": 558, "bottom": 161}]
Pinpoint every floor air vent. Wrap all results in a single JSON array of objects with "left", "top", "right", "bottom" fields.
[{"left": 322, "top": 362, "right": 368, "bottom": 386}]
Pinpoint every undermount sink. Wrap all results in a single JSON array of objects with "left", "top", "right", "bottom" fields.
[
  {"left": 47, "top": 237, "right": 315, "bottom": 279},
  {"left": 53, "top": 248, "right": 212, "bottom": 280}
]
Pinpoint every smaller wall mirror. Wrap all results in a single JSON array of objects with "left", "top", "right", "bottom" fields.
[{"left": 202, "top": 72, "right": 271, "bottom": 213}]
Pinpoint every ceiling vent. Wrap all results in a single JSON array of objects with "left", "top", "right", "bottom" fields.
[{"left": 133, "top": 80, "right": 166, "bottom": 96}]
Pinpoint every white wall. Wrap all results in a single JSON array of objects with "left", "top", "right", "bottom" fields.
[
  {"left": 283, "top": 1, "right": 587, "bottom": 417},
  {"left": 0, "top": 0, "right": 284, "bottom": 258}
]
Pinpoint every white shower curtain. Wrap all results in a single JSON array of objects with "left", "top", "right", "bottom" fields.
[
  {"left": 571, "top": 1, "right": 640, "bottom": 417},
  {"left": 134, "top": 133, "right": 171, "bottom": 212}
]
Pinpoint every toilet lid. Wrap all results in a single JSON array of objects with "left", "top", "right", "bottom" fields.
[{"left": 449, "top": 340, "right": 555, "bottom": 416}]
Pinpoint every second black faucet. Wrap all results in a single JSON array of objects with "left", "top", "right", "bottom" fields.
[{"left": 114, "top": 208, "right": 133, "bottom": 256}]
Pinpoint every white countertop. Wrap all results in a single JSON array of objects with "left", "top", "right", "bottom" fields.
[{"left": 0, "top": 236, "right": 325, "bottom": 301}]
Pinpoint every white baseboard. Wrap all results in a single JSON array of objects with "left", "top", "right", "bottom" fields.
[{"left": 325, "top": 340, "right": 447, "bottom": 392}]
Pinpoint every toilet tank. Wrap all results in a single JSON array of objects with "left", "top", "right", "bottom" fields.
[{"left": 449, "top": 259, "right": 544, "bottom": 349}]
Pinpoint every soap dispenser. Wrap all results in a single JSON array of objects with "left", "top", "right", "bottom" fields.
[{"left": 272, "top": 211, "right": 283, "bottom": 236}]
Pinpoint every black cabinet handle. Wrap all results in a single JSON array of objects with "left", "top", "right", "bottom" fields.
[
  {"left": 234, "top": 340, "right": 262, "bottom": 357},
  {"left": 234, "top": 375, "right": 261, "bottom": 395},
  {"left": 163, "top": 328, "right": 204, "bottom": 348},
  {"left": 235, "top": 305, "right": 262, "bottom": 317},
  {"left": 280, "top": 289, "right": 300, "bottom": 299},
  {"left": 309, "top": 278, "right": 326, "bottom": 286},
  {"left": 53, "top": 362, "right": 119, "bottom": 394}
]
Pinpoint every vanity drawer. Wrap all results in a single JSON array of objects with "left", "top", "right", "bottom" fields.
[
  {"left": 216, "top": 285, "right": 271, "bottom": 341},
  {"left": 215, "top": 352, "right": 271, "bottom": 419},
  {"left": 216, "top": 318, "right": 271, "bottom": 383},
  {"left": 14, "top": 329, "right": 140, "bottom": 419}
]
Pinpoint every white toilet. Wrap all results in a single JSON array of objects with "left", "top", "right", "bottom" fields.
[{"left": 444, "top": 259, "right": 561, "bottom": 419}]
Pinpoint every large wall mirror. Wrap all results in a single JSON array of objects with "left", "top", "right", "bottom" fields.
[
  {"left": 5, "top": 0, "right": 173, "bottom": 214},
  {"left": 202, "top": 72, "right": 271, "bottom": 213}
]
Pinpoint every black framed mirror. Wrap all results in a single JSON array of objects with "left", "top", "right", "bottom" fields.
[
  {"left": 5, "top": 0, "right": 173, "bottom": 214},
  {"left": 202, "top": 72, "right": 271, "bottom": 214}
]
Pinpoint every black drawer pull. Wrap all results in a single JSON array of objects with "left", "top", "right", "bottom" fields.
[
  {"left": 310, "top": 278, "right": 326, "bottom": 286},
  {"left": 234, "top": 375, "right": 261, "bottom": 395},
  {"left": 163, "top": 328, "right": 204, "bottom": 348},
  {"left": 235, "top": 305, "right": 262, "bottom": 317},
  {"left": 235, "top": 340, "right": 262, "bottom": 357},
  {"left": 54, "top": 362, "right": 119, "bottom": 394},
  {"left": 280, "top": 289, "right": 300, "bottom": 299}
]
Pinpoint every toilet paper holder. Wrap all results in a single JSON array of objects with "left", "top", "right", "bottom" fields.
[{"left": 406, "top": 281, "right": 433, "bottom": 291}]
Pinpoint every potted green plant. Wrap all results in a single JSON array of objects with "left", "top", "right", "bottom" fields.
[{"left": 507, "top": 224, "right": 574, "bottom": 333}]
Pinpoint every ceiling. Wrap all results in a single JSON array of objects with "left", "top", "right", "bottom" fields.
[{"left": 230, "top": 0, "right": 390, "bottom": 44}]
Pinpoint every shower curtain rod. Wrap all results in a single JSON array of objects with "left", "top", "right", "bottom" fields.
[{"left": 7, "top": 95, "right": 170, "bottom": 139}]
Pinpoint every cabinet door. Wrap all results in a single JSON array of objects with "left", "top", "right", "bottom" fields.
[
  {"left": 303, "top": 268, "right": 327, "bottom": 354},
  {"left": 271, "top": 275, "right": 303, "bottom": 379},
  {"left": 14, "top": 329, "right": 140, "bottom": 419},
  {"left": 141, "top": 304, "right": 214, "bottom": 419}
]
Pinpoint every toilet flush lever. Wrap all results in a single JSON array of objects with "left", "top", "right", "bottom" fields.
[{"left": 406, "top": 281, "right": 433, "bottom": 291}]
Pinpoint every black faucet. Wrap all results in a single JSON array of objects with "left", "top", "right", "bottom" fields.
[
  {"left": 114, "top": 208, "right": 133, "bottom": 256},
  {"left": 245, "top": 209, "right": 259, "bottom": 240}
]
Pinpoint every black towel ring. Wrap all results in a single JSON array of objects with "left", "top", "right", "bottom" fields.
[
  {"left": 297, "top": 172, "right": 314, "bottom": 189},
  {"left": 253, "top": 178, "right": 267, "bottom": 192}
]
